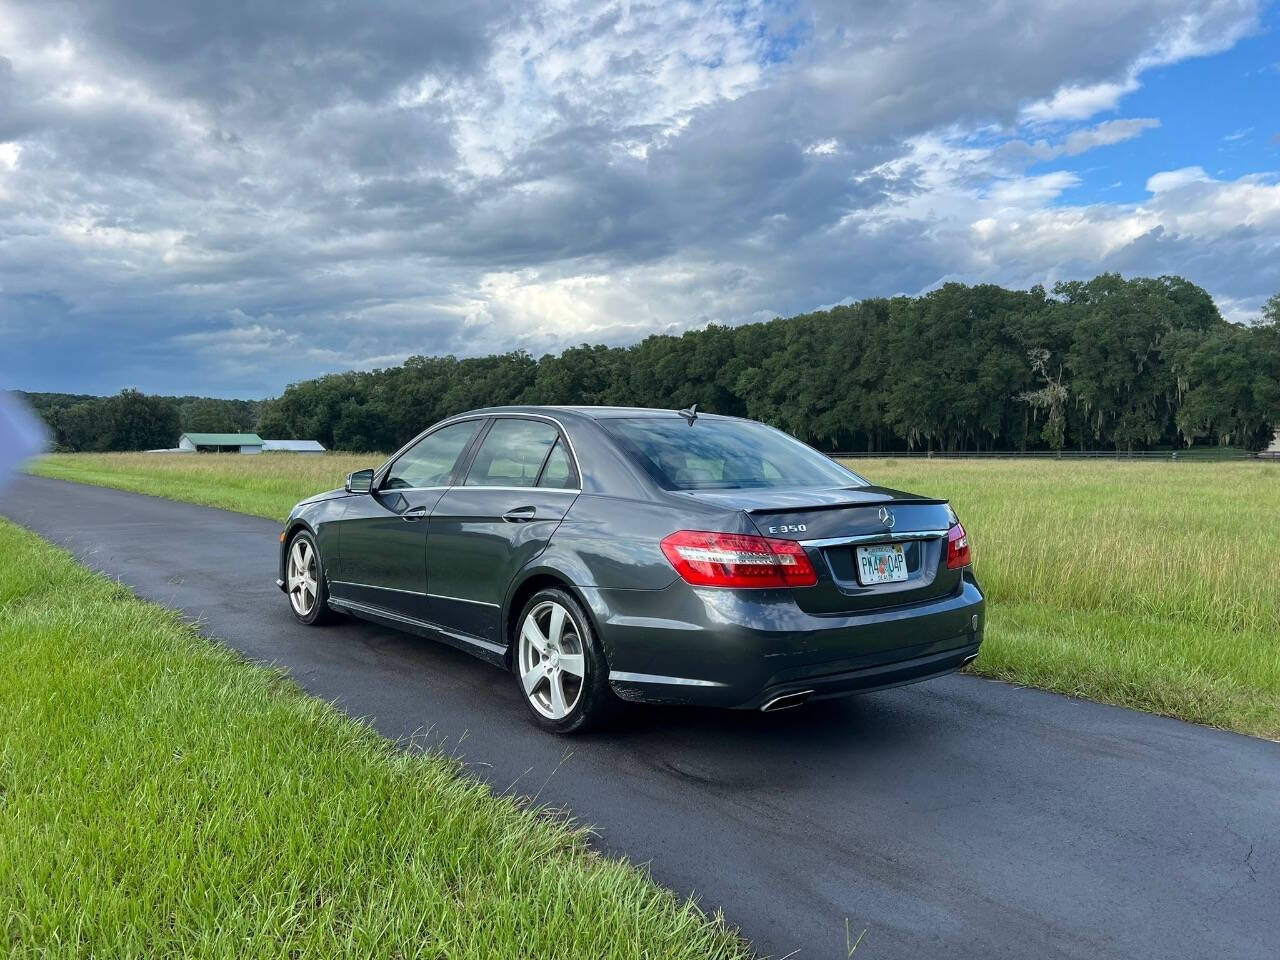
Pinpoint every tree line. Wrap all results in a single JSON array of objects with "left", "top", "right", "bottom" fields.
[
  {"left": 255, "top": 274, "right": 1279, "bottom": 453},
  {"left": 26, "top": 274, "right": 1280, "bottom": 454},
  {"left": 24, "top": 391, "right": 262, "bottom": 453}
]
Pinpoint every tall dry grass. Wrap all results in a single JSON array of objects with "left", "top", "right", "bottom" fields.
[
  {"left": 31, "top": 451, "right": 381, "bottom": 520},
  {"left": 844, "top": 458, "right": 1280, "bottom": 736}
]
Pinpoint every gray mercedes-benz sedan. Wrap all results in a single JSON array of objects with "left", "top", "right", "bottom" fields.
[{"left": 278, "top": 406, "right": 984, "bottom": 733}]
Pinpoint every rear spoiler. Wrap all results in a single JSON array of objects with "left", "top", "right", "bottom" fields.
[{"left": 745, "top": 497, "right": 947, "bottom": 515}]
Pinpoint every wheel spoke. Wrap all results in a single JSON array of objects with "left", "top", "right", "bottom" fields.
[
  {"left": 521, "top": 662, "right": 547, "bottom": 695},
  {"left": 557, "top": 653, "right": 585, "bottom": 678},
  {"left": 547, "top": 604, "right": 566, "bottom": 646},
  {"left": 548, "top": 671, "right": 568, "bottom": 717},
  {"left": 521, "top": 617, "right": 549, "bottom": 654}
]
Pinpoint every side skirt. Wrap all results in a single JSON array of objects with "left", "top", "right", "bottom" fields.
[{"left": 327, "top": 596, "right": 508, "bottom": 668}]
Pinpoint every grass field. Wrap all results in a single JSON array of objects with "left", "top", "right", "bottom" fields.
[
  {"left": 0, "top": 518, "right": 749, "bottom": 958},
  {"left": 26, "top": 452, "right": 1280, "bottom": 739},
  {"left": 847, "top": 457, "right": 1280, "bottom": 739},
  {"left": 31, "top": 451, "right": 375, "bottom": 520}
]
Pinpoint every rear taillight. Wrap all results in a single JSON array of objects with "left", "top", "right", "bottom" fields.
[
  {"left": 946, "top": 521, "right": 971, "bottom": 569},
  {"left": 660, "top": 530, "right": 818, "bottom": 588}
]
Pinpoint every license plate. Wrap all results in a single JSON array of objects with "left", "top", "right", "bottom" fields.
[{"left": 856, "top": 543, "right": 908, "bottom": 585}]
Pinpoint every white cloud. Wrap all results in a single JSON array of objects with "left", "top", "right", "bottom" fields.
[
  {"left": 0, "top": 0, "right": 1275, "bottom": 395},
  {"left": 804, "top": 138, "right": 840, "bottom": 156},
  {"left": 1146, "top": 166, "right": 1213, "bottom": 192},
  {"left": 1021, "top": 0, "right": 1259, "bottom": 122},
  {"left": 1061, "top": 117, "right": 1162, "bottom": 155},
  {"left": 1022, "top": 79, "right": 1140, "bottom": 123},
  {"left": 1004, "top": 117, "right": 1161, "bottom": 163}
]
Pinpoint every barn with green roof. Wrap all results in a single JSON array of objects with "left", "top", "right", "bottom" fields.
[{"left": 177, "top": 432, "right": 264, "bottom": 454}]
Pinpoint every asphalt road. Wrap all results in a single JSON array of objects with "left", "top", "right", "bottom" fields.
[{"left": 4, "top": 475, "right": 1277, "bottom": 959}]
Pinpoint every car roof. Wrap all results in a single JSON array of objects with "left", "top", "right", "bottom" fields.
[{"left": 456, "top": 405, "right": 739, "bottom": 422}]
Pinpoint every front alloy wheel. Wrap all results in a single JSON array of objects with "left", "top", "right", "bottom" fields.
[
  {"left": 286, "top": 531, "right": 335, "bottom": 625},
  {"left": 514, "top": 588, "right": 616, "bottom": 733}
]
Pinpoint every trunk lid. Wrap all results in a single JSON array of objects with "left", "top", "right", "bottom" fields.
[{"left": 685, "top": 485, "right": 960, "bottom": 615}]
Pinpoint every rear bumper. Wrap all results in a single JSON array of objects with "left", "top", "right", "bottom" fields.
[
  {"left": 747, "top": 638, "right": 980, "bottom": 710},
  {"left": 582, "top": 572, "right": 984, "bottom": 710}
]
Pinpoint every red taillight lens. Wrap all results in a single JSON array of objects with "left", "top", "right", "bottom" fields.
[
  {"left": 946, "top": 521, "right": 971, "bottom": 569},
  {"left": 659, "top": 530, "right": 818, "bottom": 588}
]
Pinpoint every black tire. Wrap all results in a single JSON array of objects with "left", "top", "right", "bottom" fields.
[
  {"left": 284, "top": 530, "right": 338, "bottom": 626},
  {"left": 512, "top": 587, "right": 617, "bottom": 734}
]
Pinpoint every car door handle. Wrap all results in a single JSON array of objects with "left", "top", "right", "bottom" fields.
[
  {"left": 402, "top": 505, "right": 429, "bottom": 522},
  {"left": 502, "top": 506, "right": 537, "bottom": 523}
]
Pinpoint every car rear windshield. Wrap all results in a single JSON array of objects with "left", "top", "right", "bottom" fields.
[{"left": 601, "top": 417, "right": 865, "bottom": 490}]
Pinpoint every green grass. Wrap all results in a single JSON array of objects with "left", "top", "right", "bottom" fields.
[
  {"left": 24, "top": 452, "right": 1280, "bottom": 739},
  {"left": 31, "top": 451, "right": 377, "bottom": 521},
  {"left": 841, "top": 458, "right": 1280, "bottom": 739},
  {"left": 0, "top": 520, "right": 750, "bottom": 958}
]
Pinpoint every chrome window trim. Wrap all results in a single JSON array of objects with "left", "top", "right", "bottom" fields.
[
  {"left": 362, "top": 483, "right": 581, "bottom": 495},
  {"left": 375, "top": 412, "right": 584, "bottom": 493},
  {"left": 371, "top": 485, "right": 452, "bottom": 493},
  {"left": 798, "top": 529, "right": 949, "bottom": 549},
  {"left": 452, "top": 485, "right": 581, "bottom": 495}
]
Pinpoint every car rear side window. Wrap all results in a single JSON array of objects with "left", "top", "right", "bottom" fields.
[
  {"left": 538, "top": 438, "right": 576, "bottom": 489},
  {"left": 383, "top": 420, "right": 480, "bottom": 489},
  {"left": 601, "top": 417, "right": 863, "bottom": 490},
  {"left": 465, "top": 419, "right": 561, "bottom": 488}
]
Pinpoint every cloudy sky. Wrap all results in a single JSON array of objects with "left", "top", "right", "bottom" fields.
[{"left": 2, "top": 0, "right": 1278, "bottom": 398}]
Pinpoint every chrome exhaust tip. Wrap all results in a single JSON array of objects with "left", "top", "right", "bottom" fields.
[
  {"left": 761, "top": 690, "right": 814, "bottom": 712},
  {"left": 960, "top": 653, "right": 979, "bottom": 667}
]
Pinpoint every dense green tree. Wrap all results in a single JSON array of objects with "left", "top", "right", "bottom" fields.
[
  {"left": 1018, "top": 349, "right": 1070, "bottom": 450},
  {"left": 48, "top": 399, "right": 112, "bottom": 452},
  {"left": 37, "top": 390, "right": 179, "bottom": 451},
  {"left": 179, "top": 397, "right": 257, "bottom": 433},
  {"left": 103, "top": 390, "right": 181, "bottom": 451},
  {"left": 1263, "top": 293, "right": 1279, "bottom": 327}
]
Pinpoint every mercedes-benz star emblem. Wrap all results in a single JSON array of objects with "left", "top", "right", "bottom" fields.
[{"left": 877, "top": 506, "right": 895, "bottom": 528}]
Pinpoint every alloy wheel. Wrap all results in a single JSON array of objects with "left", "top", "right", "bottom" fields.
[
  {"left": 287, "top": 537, "right": 319, "bottom": 617},
  {"left": 517, "top": 600, "right": 586, "bottom": 720}
]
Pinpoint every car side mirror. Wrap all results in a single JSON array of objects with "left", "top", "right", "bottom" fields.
[{"left": 345, "top": 468, "right": 375, "bottom": 494}]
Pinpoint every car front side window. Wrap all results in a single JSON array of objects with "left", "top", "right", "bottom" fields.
[{"left": 383, "top": 420, "right": 481, "bottom": 490}]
